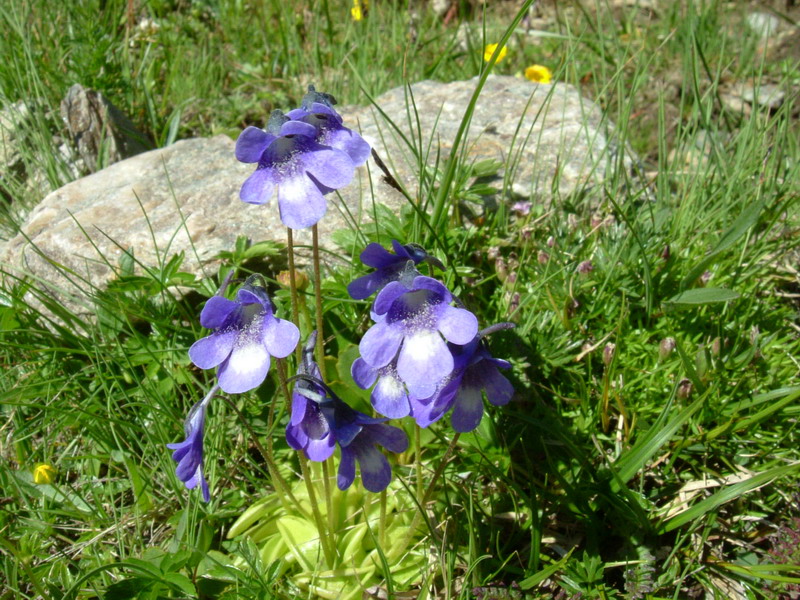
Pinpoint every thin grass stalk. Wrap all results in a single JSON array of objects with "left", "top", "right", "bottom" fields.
[
  {"left": 390, "top": 432, "right": 462, "bottom": 562},
  {"left": 321, "top": 458, "right": 336, "bottom": 543},
  {"left": 429, "top": 0, "right": 535, "bottom": 233},
  {"left": 298, "top": 456, "right": 336, "bottom": 566},
  {"left": 379, "top": 488, "right": 387, "bottom": 549},
  {"left": 414, "top": 425, "right": 423, "bottom": 504}
]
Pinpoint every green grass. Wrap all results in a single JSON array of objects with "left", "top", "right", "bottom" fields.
[{"left": 2, "top": 0, "right": 800, "bottom": 598}]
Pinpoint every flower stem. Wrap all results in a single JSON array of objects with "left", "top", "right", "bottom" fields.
[
  {"left": 276, "top": 358, "right": 336, "bottom": 566},
  {"left": 299, "top": 456, "right": 335, "bottom": 566},
  {"left": 286, "top": 227, "right": 302, "bottom": 363},
  {"left": 321, "top": 458, "right": 336, "bottom": 541},
  {"left": 390, "top": 432, "right": 461, "bottom": 562},
  {"left": 311, "top": 224, "right": 325, "bottom": 371},
  {"left": 414, "top": 425, "right": 423, "bottom": 504},
  {"left": 379, "top": 488, "right": 387, "bottom": 549}
]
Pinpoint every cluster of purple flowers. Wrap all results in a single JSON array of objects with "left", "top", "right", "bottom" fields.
[
  {"left": 287, "top": 333, "right": 408, "bottom": 492},
  {"left": 348, "top": 241, "right": 514, "bottom": 432},
  {"left": 235, "top": 86, "right": 370, "bottom": 230},
  {"left": 167, "top": 86, "right": 513, "bottom": 502}
]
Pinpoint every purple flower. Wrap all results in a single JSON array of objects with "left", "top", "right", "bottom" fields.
[
  {"left": 290, "top": 364, "right": 409, "bottom": 492},
  {"left": 431, "top": 337, "right": 514, "bottom": 433},
  {"left": 288, "top": 102, "right": 371, "bottom": 168},
  {"left": 189, "top": 283, "right": 299, "bottom": 394},
  {"left": 351, "top": 358, "right": 411, "bottom": 419},
  {"left": 317, "top": 394, "right": 408, "bottom": 493},
  {"left": 347, "top": 240, "right": 438, "bottom": 300},
  {"left": 286, "top": 333, "right": 335, "bottom": 462},
  {"left": 167, "top": 386, "right": 218, "bottom": 502},
  {"left": 235, "top": 117, "right": 356, "bottom": 230},
  {"left": 358, "top": 276, "right": 479, "bottom": 400}
]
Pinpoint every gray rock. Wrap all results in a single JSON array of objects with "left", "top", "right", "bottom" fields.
[
  {"left": 0, "top": 100, "right": 31, "bottom": 179},
  {"left": 60, "top": 84, "right": 151, "bottom": 173},
  {"left": 1, "top": 75, "right": 631, "bottom": 314},
  {"left": 738, "top": 83, "right": 785, "bottom": 110},
  {"left": 347, "top": 75, "right": 631, "bottom": 205},
  {"left": 720, "top": 82, "right": 786, "bottom": 115},
  {"left": 745, "top": 12, "right": 781, "bottom": 40}
]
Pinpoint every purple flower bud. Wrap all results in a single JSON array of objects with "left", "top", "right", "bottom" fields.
[
  {"left": 659, "top": 337, "right": 676, "bottom": 360},
  {"left": 167, "top": 386, "right": 218, "bottom": 502},
  {"left": 512, "top": 201, "right": 532, "bottom": 216},
  {"left": 603, "top": 343, "right": 616, "bottom": 367}
]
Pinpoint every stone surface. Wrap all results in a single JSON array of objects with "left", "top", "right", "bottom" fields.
[
  {"left": 60, "top": 84, "right": 152, "bottom": 173},
  {"left": 347, "top": 75, "right": 630, "bottom": 205},
  {"left": 720, "top": 81, "right": 787, "bottom": 116},
  {"left": 1, "top": 75, "right": 632, "bottom": 312},
  {"left": 745, "top": 11, "right": 781, "bottom": 40}
]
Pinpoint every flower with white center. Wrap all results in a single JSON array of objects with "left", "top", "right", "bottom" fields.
[
  {"left": 235, "top": 113, "right": 356, "bottom": 230},
  {"left": 357, "top": 276, "right": 479, "bottom": 401},
  {"left": 189, "top": 283, "right": 299, "bottom": 394}
]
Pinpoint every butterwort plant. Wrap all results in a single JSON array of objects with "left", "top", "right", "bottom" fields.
[{"left": 166, "top": 82, "right": 515, "bottom": 595}]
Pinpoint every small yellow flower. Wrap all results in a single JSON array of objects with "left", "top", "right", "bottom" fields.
[
  {"left": 33, "top": 463, "right": 56, "bottom": 485},
  {"left": 525, "top": 64, "right": 553, "bottom": 84},
  {"left": 483, "top": 43, "right": 508, "bottom": 64},
  {"left": 351, "top": 0, "right": 368, "bottom": 21}
]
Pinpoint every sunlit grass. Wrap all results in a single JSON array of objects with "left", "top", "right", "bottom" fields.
[{"left": 1, "top": 0, "right": 799, "bottom": 598}]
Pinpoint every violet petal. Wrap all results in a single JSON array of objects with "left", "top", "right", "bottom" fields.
[
  {"left": 217, "top": 340, "right": 271, "bottom": 394},
  {"left": 359, "top": 321, "right": 403, "bottom": 368},
  {"left": 240, "top": 168, "right": 277, "bottom": 205},
  {"left": 371, "top": 374, "right": 410, "bottom": 419},
  {"left": 199, "top": 296, "right": 239, "bottom": 329},
  {"left": 189, "top": 331, "right": 236, "bottom": 370},
  {"left": 277, "top": 171, "right": 328, "bottom": 230},
  {"left": 396, "top": 330, "right": 453, "bottom": 398},
  {"left": 438, "top": 305, "right": 479, "bottom": 345},
  {"left": 351, "top": 357, "right": 378, "bottom": 389},
  {"left": 235, "top": 126, "right": 274, "bottom": 163},
  {"left": 262, "top": 317, "right": 300, "bottom": 359},
  {"left": 451, "top": 386, "right": 484, "bottom": 433}
]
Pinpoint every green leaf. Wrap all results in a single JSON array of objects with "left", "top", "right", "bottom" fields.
[
  {"left": 659, "top": 462, "right": 800, "bottom": 533},
  {"left": 104, "top": 577, "right": 153, "bottom": 600},
  {"left": 520, "top": 550, "right": 574, "bottom": 590},
  {"left": 611, "top": 395, "right": 704, "bottom": 491},
  {"left": 161, "top": 572, "right": 195, "bottom": 595},
  {"left": 681, "top": 200, "right": 763, "bottom": 288},
  {"left": 243, "top": 240, "right": 282, "bottom": 259},
  {"left": 664, "top": 287, "right": 739, "bottom": 307},
  {"left": 119, "top": 248, "right": 135, "bottom": 277}
]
